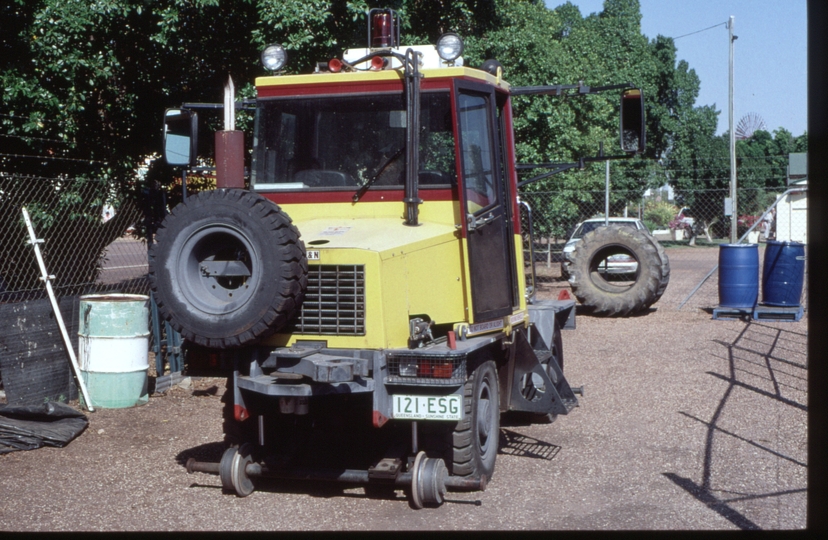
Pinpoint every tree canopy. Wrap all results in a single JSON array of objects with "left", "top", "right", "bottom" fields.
[{"left": 1, "top": 0, "right": 806, "bottom": 238}]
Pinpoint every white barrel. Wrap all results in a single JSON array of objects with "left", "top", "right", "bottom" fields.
[{"left": 78, "top": 294, "right": 150, "bottom": 408}]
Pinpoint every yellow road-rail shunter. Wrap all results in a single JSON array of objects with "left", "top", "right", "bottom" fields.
[{"left": 151, "top": 8, "right": 645, "bottom": 507}]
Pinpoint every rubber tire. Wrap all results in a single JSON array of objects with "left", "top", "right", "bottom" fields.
[
  {"left": 149, "top": 189, "right": 307, "bottom": 348},
  {"left": 568, "top": 225, "right": 662, "bottom": 317},
  {"left": 644, "top": 233, "right": 670, "bottom": 303},
  {"left": 449, "top": 360, "right": 499, "bottom": 481}
]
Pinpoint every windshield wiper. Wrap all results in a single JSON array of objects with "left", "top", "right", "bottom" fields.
[{"left": 352, "top": 146, "right": 405, "bottom": 203}]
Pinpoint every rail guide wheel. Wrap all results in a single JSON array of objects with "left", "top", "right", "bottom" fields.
[
  {"left": 220, "top": 443, "right": 256, "bottom": 497},
  {"left": 410, "top": 451, "right": 448, "bottom": 509}
]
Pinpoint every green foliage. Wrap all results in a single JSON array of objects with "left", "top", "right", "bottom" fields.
[
  {"left": 1, "top": 0, "right": 807, "bottom": 243},
  {"left": 461, "top": 0, "right": 719, "bottom": 234},
  {"left": 668, "top": 119, "right": 808, "bottom": 234},
  {"left": 1, "top": 0, "right": 494, "bottom": 183},
  {"left": 642, "top": 199, "right": 677, "bottom": 229}
]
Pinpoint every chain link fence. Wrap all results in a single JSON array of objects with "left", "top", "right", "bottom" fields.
[
  {"left": 0, "top": 176, "right": 808, "bottom": 309},
  {"left": 519, "top": 185, "right": 808, "bottom": 311},
  {"left": 1, "top": 174, "right": 148, "bottom": 302}
]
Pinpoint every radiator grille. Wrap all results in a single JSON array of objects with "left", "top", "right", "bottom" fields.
[{"left": 291, "top": 264, "right": 365, "bottom": 335}]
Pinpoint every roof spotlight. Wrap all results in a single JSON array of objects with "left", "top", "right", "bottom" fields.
[
  {"left": 261, "top": 44, "right": 287, "bottom": 72},
  {"left": 436, "top": 33, "right": 464, "bottom": 62}
]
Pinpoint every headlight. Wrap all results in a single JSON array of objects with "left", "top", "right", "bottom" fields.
[
  {"left": 261, "top": 44, "right": 287, "bottom": 71},
  {"left": 436, "top": 33, "right": 464, "bottom": 62}
]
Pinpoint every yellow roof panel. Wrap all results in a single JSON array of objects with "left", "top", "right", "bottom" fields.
[{"left": 255, "top": 67, "right": 509, "bottom": 91}]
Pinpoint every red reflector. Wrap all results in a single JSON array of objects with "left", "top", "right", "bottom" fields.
[
  {"left": 558, "top": 289, "right": 572, "bottom": 301},
  {"left": 372, "top": 410, "right": 389, "bottom": 428},
  {"left": 328, "top": 58, "right": 343, "bottom": 72},
  {"left": 372, "top": 13, "right": 392, "bottom": 47},
  {"left": 447, "top": 331, "right": 457, "bottom": 350},
  {"left": 234, "top": 404, "right": 249, "bottom": 422}
]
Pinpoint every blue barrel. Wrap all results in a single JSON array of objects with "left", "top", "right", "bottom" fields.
[
  {"left": 762, "top": 240, "right": 805, "bottom": 306},
  {"left": 718, "top": 244, "right": 759, "bottom": 308}
]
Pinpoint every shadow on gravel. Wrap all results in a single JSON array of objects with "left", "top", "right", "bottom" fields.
[
  {"left": 664, "top": 321, "right": 808, "bottom": 530},
  {"left": 574, "top": 305, "right": 659, "bottom": 317},
  {"left": 176, "top": 441, "right": 226, "bottom": 465},
  {"left": 498, "top": 428, "right": 561, "bottom": 461}
]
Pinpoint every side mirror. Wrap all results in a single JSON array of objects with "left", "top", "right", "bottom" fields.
[
  {"left": 619, "top": 89, "right": 645, "bottom": 154},
  {"left": 163, "top": 109, "right": 198, "bottom": 167}
]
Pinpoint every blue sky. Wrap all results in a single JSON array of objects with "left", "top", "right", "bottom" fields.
[{"left": 543, "top": 0, "right": 808, "bottom": 136}]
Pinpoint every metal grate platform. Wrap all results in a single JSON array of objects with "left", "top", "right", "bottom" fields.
[
  {"left": 712, "top": 304, "right": 804, "bottom": 323},
  {"left": 752, "top": 304, "right": 804, "bottom": 322},
  {"left": 712, "top": 306, "right": 754, "bottom": 321}
]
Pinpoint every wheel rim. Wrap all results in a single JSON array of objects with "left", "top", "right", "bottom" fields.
[
  {"left": 176, "top": 224, "right": 261, "bottom": 315},
  {"left": 219, "top": 447, "right": 237, "bottom": 492}
]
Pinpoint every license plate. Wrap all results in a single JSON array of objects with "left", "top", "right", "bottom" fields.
[{"left": 392, "top": 394, "right": 463, "bottom": 421}]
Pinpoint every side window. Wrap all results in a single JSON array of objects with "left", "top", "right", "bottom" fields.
[
  {"left": 419, "top": 93, "right": 456, "bottom": 186},
  {"left": 271, "top": 113, "right": 296, "bottom": 183},
  {"left": 458, "top": 93, "right": 496, "bottom": 214},
  {"left": 252, "top": 107, "right": 296, "bottom": 184},
  {"left": 279, "top": 114, "right": 296, "bottom": 164}
]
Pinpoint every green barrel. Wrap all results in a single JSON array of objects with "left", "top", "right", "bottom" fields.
[{"left": 78, "top": 294, "right": 150, "bottom": 408}]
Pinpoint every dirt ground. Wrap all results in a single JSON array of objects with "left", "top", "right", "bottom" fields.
[{"left": 0, "top": 246, "right": 808, "bottom": 531}]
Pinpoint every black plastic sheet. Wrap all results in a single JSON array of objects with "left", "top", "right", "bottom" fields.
[{"left": 0, "top": 402, "right": 88, "bottom": 454}]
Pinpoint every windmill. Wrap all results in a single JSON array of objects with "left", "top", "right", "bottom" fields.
[{"left": 735, "top": 112, "right": 767, "bottom": 140}]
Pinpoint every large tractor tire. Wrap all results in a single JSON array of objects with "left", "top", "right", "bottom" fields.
[
  {"left": 568, "top": 225, "right": 663, "bottom": 317},
  {"left": 149, "top": 189, "right": 307, "bottom": 348},
  {"left": 644, "top": 233, "right": 670, "bottom": 302}
]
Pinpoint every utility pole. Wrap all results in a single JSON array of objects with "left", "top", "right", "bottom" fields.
[
  {"left": 729, "top": 15, "right": 738, "bottom": 242},
  {"left": 605, "top": 158, "right": 610, "bottom": 226}
]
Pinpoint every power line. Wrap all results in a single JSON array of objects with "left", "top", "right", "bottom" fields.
[
  {"left": 0, "top": 113, "right": 61, "bottom": 124},
  {"left": 672, "top": 21, "right": 728, "bottom": 41},
  {"left": 0, "top": 133, "right": 72, "bottom": 145},
  {"left": 0, "top": 152, "right": 107, "bottom": 165}
]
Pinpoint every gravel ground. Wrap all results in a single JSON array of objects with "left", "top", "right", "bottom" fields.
[{"left": 0, "top": 246, "right": 808, "bottom": 531}]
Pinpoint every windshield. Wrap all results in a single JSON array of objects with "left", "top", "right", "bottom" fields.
[
  {"left": 572, "top": 220, "right": 641, "bottom": 239},
  {"left": 251, "top": 92, "right": 456, "bottom": 190}
]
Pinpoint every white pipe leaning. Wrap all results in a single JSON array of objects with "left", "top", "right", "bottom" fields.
[{"left": 21, "top": 207, "right": 95, "bottom": 412}]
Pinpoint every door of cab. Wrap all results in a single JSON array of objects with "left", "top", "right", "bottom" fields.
[{"left": 455, "top": 81, "right": 516, "bottom": 322}]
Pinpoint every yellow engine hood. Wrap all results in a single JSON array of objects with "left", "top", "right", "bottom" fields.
[{"left": 297, "top": 217, "right": 458, "bottom": 259}]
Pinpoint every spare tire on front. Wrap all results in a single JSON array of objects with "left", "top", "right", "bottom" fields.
[
  {"left": 568, "top": 225, "right": 666, "bottom": 317},
  {"left": 149, "top": 189, "right": 308, "bottom": 348}
]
